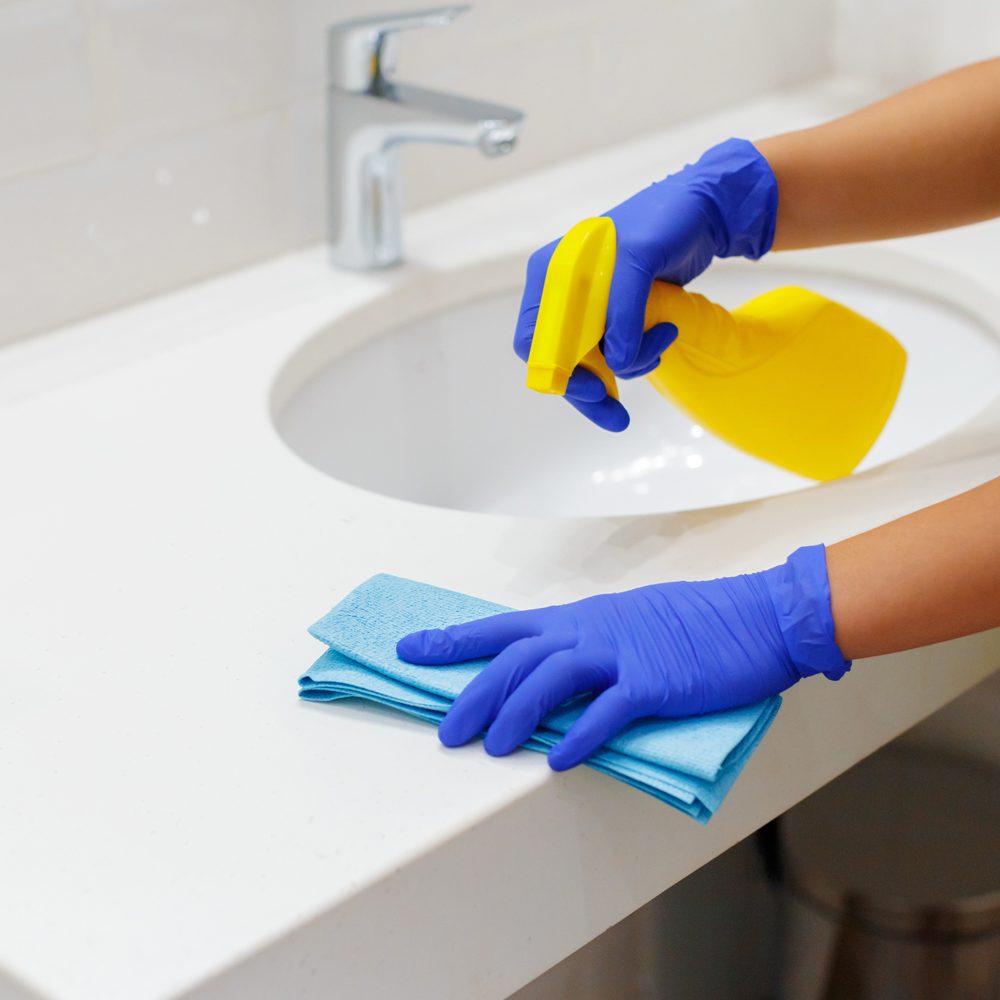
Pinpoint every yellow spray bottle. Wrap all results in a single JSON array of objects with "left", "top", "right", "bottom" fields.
[{"left": 525, "top": 217, "right": 906, "bottom": 481}]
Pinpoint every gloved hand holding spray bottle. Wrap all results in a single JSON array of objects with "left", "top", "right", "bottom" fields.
[{"left": 399, "top": 61, "right": 1000, "bottom": 769}]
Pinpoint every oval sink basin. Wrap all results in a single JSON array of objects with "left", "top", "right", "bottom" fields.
[{"left": 274, "top": 256, "right": 1000, "bottom": 517}]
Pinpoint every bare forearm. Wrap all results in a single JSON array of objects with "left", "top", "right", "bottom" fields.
[
  {"left": 826, "top": 477, "right": 1000, "bottom": 659},
  {"left": 756, "top": 59, "right": 1000, "bottom": 249}
]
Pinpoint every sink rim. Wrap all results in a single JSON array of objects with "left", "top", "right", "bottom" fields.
[{"left": 269, "top": 245, "right": 1000, "bottom": 521}]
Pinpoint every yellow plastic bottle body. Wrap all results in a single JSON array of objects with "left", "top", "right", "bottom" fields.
[
  {"left": 525, "top": 218, "right": 907, "bottom": 481},
  {"left": 645, "top": 283, "right": 907, "bottom": 481}
]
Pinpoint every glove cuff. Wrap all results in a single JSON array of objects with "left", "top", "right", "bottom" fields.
[
  {"left": 686, "top": 137, "right": 778, "bottom": 261},
  {"left": 761, "top": 544, "right": 852, "bottom": 682}
]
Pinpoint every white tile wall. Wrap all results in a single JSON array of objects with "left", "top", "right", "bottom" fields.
[
  {"left": 833, "top": 0, "right": 1000, "bottom": 87},
  {"left": 0, "top": 0, "right": 94, "bottom": 181},
  {"left": 1, "top": 0, "right": 840, "bottom": 344},
  {"left": 90, "top": 0, "right": 290, "bottom": 147},
  {"left": 0, "top": 108, "right": 295, "bottom": 337}
]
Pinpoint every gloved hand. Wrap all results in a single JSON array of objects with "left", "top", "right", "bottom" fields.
[
  {"left": 514, "top": 137, "right": 779, "bottom": 431},
  {"left": 396, "top": 545, "right": 849, "bottom": 771}
]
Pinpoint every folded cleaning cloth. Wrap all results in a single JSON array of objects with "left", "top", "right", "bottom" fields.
[{"left": 299, "top": 574, "right": 780, "bottom": 823}]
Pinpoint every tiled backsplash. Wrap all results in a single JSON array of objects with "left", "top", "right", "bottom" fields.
[
  {"left": 2, "top": 1, "right": 997, "bottom": 345},
  {"left": 833, "top": 0, "right": 1000, "bottom": 87},
  {"left": 0, "top": 0, "right": 93, "bottom": 182},
  {"left": 0, "top": 0, "right": 840, "bottom": 344}
]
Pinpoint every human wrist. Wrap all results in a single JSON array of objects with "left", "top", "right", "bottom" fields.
[
  {"left": 683, "top": 137, "right": 779, "bottom": 261},
  {"left": 760, "top": 544, "right": 852, "bottom": 681}
]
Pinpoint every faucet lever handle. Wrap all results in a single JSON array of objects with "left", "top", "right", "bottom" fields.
[{"left": 328, "top": 5, "right": 470, "bottom": 92}]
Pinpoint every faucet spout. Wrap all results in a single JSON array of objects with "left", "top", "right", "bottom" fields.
[
  {"left": 385, "top": 83, "right": 523, "bottom": 155},
  {"left": 326, "top": 8, "right": 524, "bottom": 269}
]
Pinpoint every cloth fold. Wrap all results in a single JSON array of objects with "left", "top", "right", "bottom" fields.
[{"left": 299, "top": 574, "right": 780, "bottom": 823}]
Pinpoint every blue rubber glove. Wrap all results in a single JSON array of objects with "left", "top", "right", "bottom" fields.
[
  {"left": 514, "top": 137, "right": 779, "bottom": 431},
  {"left": 396, "top": 545, "right": 849, "bottom": 771}
]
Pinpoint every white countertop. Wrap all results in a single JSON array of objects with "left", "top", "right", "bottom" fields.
[{"left": 2, "top": 78, "right": 999, "bottom": 1000}]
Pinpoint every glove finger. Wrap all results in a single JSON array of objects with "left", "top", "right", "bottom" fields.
[
  {"left": 564, "top": 366, "right": 608, "bottom": 403},
  {"left": 618, "top": 323, "right": 678, "bottom": 379},
  {"left": 484, "top": 649, "right": 611, "bottom": 757},
  {"left": 513, "top": 240, "right": 559, "bottom": 363},
  {"left": 565, "top": 393, "right": 630, "bottom": 433},
  {"left": 396, "top": 609, "right": 539, "bottom": 666},
  {"left": 602, "top": 260, "right": 652, "bottom": 373},
  {"left": 438, "top": 634, "right": 567, "bottom": 747},
  {"left": 546, "top": 686, "right": 637, "bottom": 771}
]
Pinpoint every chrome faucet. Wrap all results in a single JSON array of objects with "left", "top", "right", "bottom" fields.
[{"left": 327, "top": 5, "right": 524, "bottom": 269}]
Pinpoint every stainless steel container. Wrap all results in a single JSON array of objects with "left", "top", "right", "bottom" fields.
[{"left": 779, "top": 744, "right": 1000, "bottom": 1000}]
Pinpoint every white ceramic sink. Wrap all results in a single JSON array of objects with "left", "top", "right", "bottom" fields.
[{"left": 273, "top": 252, "right": 1000, "bottom": 517}]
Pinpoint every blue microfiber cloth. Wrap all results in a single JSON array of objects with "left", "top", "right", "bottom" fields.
[{"left": 299, "top": 574, "right": 781, "bottom": 823}]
